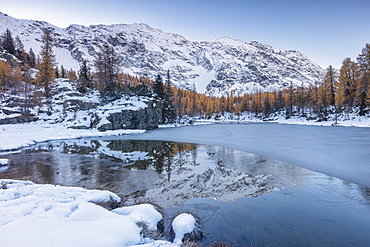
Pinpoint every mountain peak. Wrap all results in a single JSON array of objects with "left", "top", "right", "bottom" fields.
[
  {"left": 213, "top": 36, "right": 246, "bottom": 46},
  {"left": 1, "top": 13, "right": 324, "bottom": 96}
]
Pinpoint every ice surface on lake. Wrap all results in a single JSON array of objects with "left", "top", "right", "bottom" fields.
[{"left": 116, "top": 123, "right": 370, "bottom": 188}]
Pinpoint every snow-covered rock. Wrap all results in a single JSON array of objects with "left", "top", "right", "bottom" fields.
[
  {"left": 0, "top": 12, "right": 324, "bottom": 96},
  {"left": 172, "top": 213, "right": 196, "bottom": 245},
  {"left": 0, "top": 158, "right": 10, "bottom": 166}
]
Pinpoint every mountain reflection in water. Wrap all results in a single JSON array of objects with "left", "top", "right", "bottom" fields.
[{"left": 0, "top": 139, "right": 274, "bottom": 207}]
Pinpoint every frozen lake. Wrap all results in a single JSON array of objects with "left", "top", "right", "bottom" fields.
[
  {"left": 1, "top": 123, "right": 370, "bottom": 246},
  {"left": 111, "top": 123, "right": 370, "bottom": 188}
]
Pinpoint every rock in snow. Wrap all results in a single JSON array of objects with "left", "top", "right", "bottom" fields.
[{"left": 0, "top": 12, "right": 324, "bottom": 96}]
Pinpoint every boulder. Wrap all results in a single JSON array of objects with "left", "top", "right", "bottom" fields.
[{"left": 98, "top": 101, "right": 162, "bottom": 131}]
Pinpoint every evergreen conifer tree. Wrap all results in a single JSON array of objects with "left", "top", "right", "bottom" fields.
[
  {"left": 28, "top": 48, "right": 36, "bottom": 68},
  {"left": 3, "top": 29, "right": 15, "bottom": 55},
  {"left": 163, "top": 71, "right": 177, "bottom": 123},
  {"left": 60, "top": 65, "right": 66, "bottom": 78},
  {"left": 153, "top": 74, "right": 165, "bottom": 99},
  {"left": 14, "top": 36, "right": 28, "bottom": 63},
  {"left": 77, "top": 60, "right": 92, "bottom": 93}
]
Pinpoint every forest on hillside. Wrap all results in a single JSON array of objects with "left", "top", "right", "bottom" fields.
[{"left": 1, "top": 29, "right": 369, "bottom": 123}]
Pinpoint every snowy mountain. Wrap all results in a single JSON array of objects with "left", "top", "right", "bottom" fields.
[{"left": 0, "top": 12, "right": 324, "bottom": 96}]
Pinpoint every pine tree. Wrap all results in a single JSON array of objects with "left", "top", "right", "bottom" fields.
[
  {"left": 162, "top": 71, "right": 176, "bottom": 123},
  {"left": 28, "top": 48, "right": 36, "bottom": 68},
  {"left": 36, "top": 31, "right": 56, "bottom": 99},
  {"left": 77, "top": 60, "right": 92, "bottom": 93},
  {"left": 14, "top": 36, "right": 28, "bottom": 64},
  {"left": 3, "top": 29, "right": 16, "bottom": 55},
  {"left": 153, "top": 74, "right": 165, "bottom": 99}
]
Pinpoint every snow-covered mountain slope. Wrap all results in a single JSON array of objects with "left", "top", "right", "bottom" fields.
[{"left": 0, "top": 12, "right": 324, "bottom": 96}]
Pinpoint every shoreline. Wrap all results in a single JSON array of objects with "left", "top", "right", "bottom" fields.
[{"left": 1, "top": 116, "right": 369, "bottom": 153}]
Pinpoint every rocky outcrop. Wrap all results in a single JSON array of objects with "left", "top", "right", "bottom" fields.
[
  {"left": 0, "top": 116, "right": 38, "bottom": 124},
  {"left": 97, "top": 101, "right": 162, "bottom": 131}
]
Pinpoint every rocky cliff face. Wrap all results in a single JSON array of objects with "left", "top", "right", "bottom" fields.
[
  {"left": 97, "top": 101, "right": 162, "bottom": 131},
  {"left": 0, "top": 12, "right": 324, "bottom": 96}
]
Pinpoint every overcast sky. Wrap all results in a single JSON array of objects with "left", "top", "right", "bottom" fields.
[{"left": 1, "top": 0, "right": 369, "bottom": 69}]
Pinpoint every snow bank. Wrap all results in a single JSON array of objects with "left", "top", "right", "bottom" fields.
[
  {"left": 113, "top": 204, "right": 163, "bottom": 231},
  {"left": 0, "top": 179, "right": 142, "bottom": 247},
  {"left": 0, "top": 179, "right": 182, "bottom": 247}
]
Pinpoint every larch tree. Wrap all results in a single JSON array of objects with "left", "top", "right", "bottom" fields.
[
  {"left": 22, "top": 64, "right": 33, "bottom": 116},
  {"left": 11, "top": 66, "right": 23, "bottom": 94},
  {"left": 337, "top": 58, "right": 358, "bottom": 109},
  {"left": 94, "top": 43, "right": 122, "bottom": 101},
  {"left": 0, "top": 60, "right": 11, "bottom": 91},
  {"left": 67, "top": 69, "right": 77, "bottom": 80},
  {"left": 36, "top": 31, "right": 55, "bottom": 99},
  {"left": 323, "top": 65, "right": 338, "bottom": 107}
]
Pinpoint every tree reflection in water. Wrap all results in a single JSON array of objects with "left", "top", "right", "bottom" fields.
[{"left": 0, "top": 139, "right": 274, "bottom": 207}]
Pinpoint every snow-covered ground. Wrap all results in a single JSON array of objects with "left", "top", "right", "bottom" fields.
[
  {"left": 193, "top": 111, "right": 370, "bottom": 128},
  {"left": 0, "top": 179, "right": 194, "bottom": 247},
  {"left": 0, "top": 122, "right": 145, "bottom": 152}
]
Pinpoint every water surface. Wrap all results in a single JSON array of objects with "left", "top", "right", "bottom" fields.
[{"left": 1, "top": 138, "right": 370, "bottom": 246}]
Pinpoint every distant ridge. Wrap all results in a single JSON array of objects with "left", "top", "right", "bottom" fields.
[{"left": 0, "top": 12, "right": 324, "bottom": 96}]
